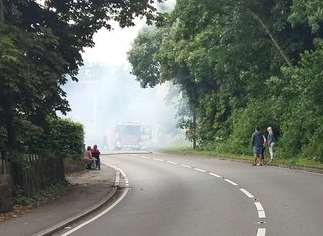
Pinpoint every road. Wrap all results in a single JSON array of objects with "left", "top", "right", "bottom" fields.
[{"left": 59, "top": 153, "right": 323, "bottom": 236}]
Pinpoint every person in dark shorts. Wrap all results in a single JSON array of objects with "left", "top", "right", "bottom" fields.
[
  {"left": 251, "top": 127, "right": 265, "bottom": 166},
  {"left": 91, "top": 145, "right": 101, "bottom": 170}
]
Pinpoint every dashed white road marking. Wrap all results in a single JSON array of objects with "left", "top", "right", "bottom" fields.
[
  {"left": 167, "top": 161, "right": 177, "bottom": 165},
  {"left": 209, "top": 172, "right": 221, "bottom": 178},
  {"left": 255, "top": 202, "right": 266, "bottom": 218},
  {"left": 181, "top": 164, "right": 192, "bottom": 168},
  {"left": 240, "top": 188, "right": 255, "bottom": 198},
  {"left": 194, "top": 168, "right": 207, "bottom": 173},
  {"left": 224, "top": 179, "right": 238, "bottom": 186},
  {"left": 255, "top": 202, "right": 264, "bottom": 211},
  {"left": 139, "top": 155, "right": 268, "bottom": 235},
  {"left": 256, "top": 228, "right": 266, "bottom": 236},
  {"left": 258, "top": 210, "right": 266, "bottom": 218}
]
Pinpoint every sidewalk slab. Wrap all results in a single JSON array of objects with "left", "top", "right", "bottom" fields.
[{"left": 0, "top": 165, "right": 116, "bottom": 236}]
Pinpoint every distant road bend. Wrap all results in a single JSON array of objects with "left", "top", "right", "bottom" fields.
[{"left": 58, "top": 153, "right": 323, "bottom": 236}]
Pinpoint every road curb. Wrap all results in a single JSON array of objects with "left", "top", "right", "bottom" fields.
[{"left": 33, "top": 167, "right": 121, "bottom": 236}]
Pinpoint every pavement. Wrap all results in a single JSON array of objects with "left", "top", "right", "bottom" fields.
[
  {"left": 56, "top": 153, "right": 323, "bottom": 236},
  {"left": 0, "top": 164, "right": 116, "bottom": 236}
]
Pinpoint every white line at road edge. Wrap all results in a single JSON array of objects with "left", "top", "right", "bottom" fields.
[
  {"left": 167, "top": 161, "right": 177, "bottom": 165},
  {"left": 257, "top": 228, "right": 266, "bottom": 236},
  {"left": 224, "top": 179, "right": 238, "bottom": 186},
  {"left": 153, "top": 158, "right": 164, "bottom": 162},
  {"left": 240, "top": 188, "right": 255, "bottom": 198},
  {"left": 61, "top": 165, "right": 129, "bottom": 236},
  {"left": 194, "top": 168, "right": 207, "bottom": 173},
  {"left": 209, "top": 172, "right": 221, "bottom": 178},
  {"left": 181, "top": 164, "right": 192, "bottom": 169}
]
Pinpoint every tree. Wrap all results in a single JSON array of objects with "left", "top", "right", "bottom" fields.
[
  {"left": 129, "top": 0, "right": 323, "bottom": 162},
  {"left": 0, "top": 0, "right": 164, "bottom": 153}
]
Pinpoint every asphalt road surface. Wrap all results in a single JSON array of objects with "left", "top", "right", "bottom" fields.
[{"left": 59, "top": 153, "right": 323, "bottom": 236}]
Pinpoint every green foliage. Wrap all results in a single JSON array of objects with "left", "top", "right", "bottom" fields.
[
  {"left": 128, "top": 27, "right": 165, "bottom": 88},
  {"left": 0, "top": 0, "right": 163, "bottom": 153},
  {"left": 15, "top": 181, "right": 68, "bottom": 206},
  {"left": 27, "top": 118, "right": 84, "bottom": 157},
  {"left": 47, "top": 119, "right": 84, "bottom": 156},
  {"left": 289, "top": 0, "right": 323, "bottom": 33},
  {"left": 129, "top": 0, "right": 323, "bottom": 163},
  {"left": 227, "top": 100, "right": 281, "bottom": 155}
]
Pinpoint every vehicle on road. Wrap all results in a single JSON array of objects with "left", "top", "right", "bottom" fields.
[{"left": 106, "top": 122, "right": 153, "bottom": 151}]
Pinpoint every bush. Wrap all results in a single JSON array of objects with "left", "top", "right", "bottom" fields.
[
  {"left": 225, "top": 100, "right": 281, "bottom": 155},
  {"left": 47, "top": 119, "right": 84, "bottom": 156},
  {"left": 279, "top": 107, "right": 323, "bottom": 162},
  {"left": 26, "top": 118, "right": 84, "bottom": 157}
]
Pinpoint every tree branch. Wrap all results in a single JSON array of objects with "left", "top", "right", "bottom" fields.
[{"left": 248, "top": 9, "right": 292, "bottom": 67}]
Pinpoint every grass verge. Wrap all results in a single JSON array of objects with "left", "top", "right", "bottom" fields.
[{"left": 160, "top": 147, "right": 323, "bottom": 172}]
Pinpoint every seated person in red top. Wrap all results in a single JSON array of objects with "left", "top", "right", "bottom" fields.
[{"left": 91, "top": 145, "right": 101, "bottom": 170}]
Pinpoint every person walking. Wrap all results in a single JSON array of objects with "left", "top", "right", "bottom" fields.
[
  {"left": 251, "top": 127, "right": 265, "bottom": 166},
  {"left": 267, "top": 127, "right": 276, "bottom": 163},
  {"left": 91, "top": 144, "right": 101, "bottom": 170},
  {"left": 261, "top": 132, "right": 267, "bottom": 165}
]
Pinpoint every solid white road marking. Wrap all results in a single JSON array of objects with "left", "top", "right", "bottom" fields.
[
  {"left": 142, "top": 156, "right": 150, "bottom": 159},
  {"left": 254, "top": 202, "right": 264, "bottom": 211},
  {"left": 167, "top": 161, "right": 177, "bottom": 165},
  {"left": 209, "top": 172, "right": 221, "bottom": 178},
  {"left": 61, "top": 164, "right": 129, "bottom": 236},
  {"left": 224, "top": 179, "right": 238, "bottom": 186},
  {"left": 153, "top": 158, "right": 164, "bottom": 162},
  {"left": 240, "top": 188, "right": 255, "bottom": 198},
  {"left": 257, "top": 228, "right": 266, "bottom": 236},
  {"left": 61, "top": 188, "right": 129, "bottom": 236},
  {"left": 194, "top": 168, "right": 207, "bottom": 173},
  {"left": 181, "top": 164, "right": 192, "bottom": 169}
]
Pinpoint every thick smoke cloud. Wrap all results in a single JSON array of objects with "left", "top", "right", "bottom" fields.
[
  {"left": 62, "top": 0, "right": 183, "bottom": 150},
  {"left": 64, "top": 64, "right": 182, "bottom": 149}
]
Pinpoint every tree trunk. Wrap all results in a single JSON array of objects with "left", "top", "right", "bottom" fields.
[{"left": 0, "top": 0, "right": 4, "bottom": 24}]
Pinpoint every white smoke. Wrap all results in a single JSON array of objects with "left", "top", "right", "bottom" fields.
[{"left": 63, "top": 0, "right": 185, "bottom": 150}]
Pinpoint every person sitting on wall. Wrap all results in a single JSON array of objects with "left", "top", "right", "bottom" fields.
[
  {"left": 84, "top": 146, "right": 94, "bottom": 170},
  {"left": 91, "top": 144, "right": 101, "bottom": 170}
]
